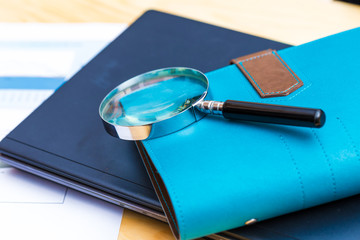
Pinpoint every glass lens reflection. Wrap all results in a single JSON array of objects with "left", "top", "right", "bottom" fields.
[{"left": 101, "top": 75, "right": 206, "bottom": 126}]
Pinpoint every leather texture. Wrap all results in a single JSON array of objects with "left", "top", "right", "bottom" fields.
[
  {"left": 231, "top": 49, "right": 303, "bottom": 98},
  {"left": 142, "top": 27, "right": 360, "bottom": 239}
]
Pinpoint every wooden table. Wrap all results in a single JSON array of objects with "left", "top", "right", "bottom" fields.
[{"left": 1, "top": 0, "right": 359, "bottom": 239}]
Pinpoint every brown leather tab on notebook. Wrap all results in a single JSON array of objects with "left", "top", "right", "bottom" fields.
[{"left": 231, "top": 49, "right": 303, "bottom": 98}]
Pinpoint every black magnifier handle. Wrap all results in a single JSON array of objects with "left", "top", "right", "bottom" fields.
[{"left": 197, "top": 100, "right": 326, "bottom": 128}]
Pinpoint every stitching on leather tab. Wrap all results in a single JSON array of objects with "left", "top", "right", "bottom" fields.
[
  {"left": 238, "top": 51, "right": 301, "bottom": 96},
  {"left": 240, "top": 51, "right": 272, "bottom": 62}
]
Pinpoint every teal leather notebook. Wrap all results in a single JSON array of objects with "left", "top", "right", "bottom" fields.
[{"left": 139, "top": 27, "right": 360, "bottom": 239}]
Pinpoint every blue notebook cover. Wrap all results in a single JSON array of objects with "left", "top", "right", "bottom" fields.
[{"left": 141, "top": 27, "right": 360, "bottom": 239}]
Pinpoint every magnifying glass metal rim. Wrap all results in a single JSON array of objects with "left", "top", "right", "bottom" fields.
[{"left": 99, "top": 67, "right": 210, "bottom": 141}]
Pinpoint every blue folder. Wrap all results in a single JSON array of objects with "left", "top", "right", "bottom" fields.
[{"left": 141, "top": 27, "right": 360, "bottom": 239}]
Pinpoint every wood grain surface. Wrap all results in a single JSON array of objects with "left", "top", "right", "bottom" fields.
[
  {"left": 1, "top": 0, "right": 359, "bottom": 239},
  {"left": 0, "top": 0, "right": 359, "bottom": 44},
  {"left": 118, "top": 209, "right": 174, "bottom": 240}
]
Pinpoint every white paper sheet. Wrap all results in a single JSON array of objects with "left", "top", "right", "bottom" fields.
[
  {"left": 0, "top": 167, "right": 66, "bottom": 203},
  {"left": 0, "top": 168, "right": 123, "bottom": 240},
  {"left": 0, "top": 23, "right": 127, "bottom": 240},
  {"left": 0, "top": 50, "right": 75, "bottom": 77}
]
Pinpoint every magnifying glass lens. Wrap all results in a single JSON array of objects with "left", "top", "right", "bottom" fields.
[{"left": 101, "top": 75, "right": 207, "bottom": 126}]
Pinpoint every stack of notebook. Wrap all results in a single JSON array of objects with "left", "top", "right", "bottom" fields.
[{"left": 1, "top": 10, "right": 360, "bottom": 240}]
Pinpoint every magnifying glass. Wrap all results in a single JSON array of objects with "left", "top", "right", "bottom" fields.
[{"left": 99, "top": 67, "right": 325, "bottom": 140}]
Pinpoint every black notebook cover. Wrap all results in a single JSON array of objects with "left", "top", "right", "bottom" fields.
[{"left": 2, "top": 10, "right": 358, "bottom": 240}]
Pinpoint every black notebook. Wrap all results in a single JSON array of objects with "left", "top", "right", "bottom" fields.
[{"left": 1, "top": 10, "right": 359, "bottom": 240}]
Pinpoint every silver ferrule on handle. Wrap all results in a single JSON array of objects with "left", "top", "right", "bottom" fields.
[{"left": 196, "top": 101, "right": 224, "bottom": 115}]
